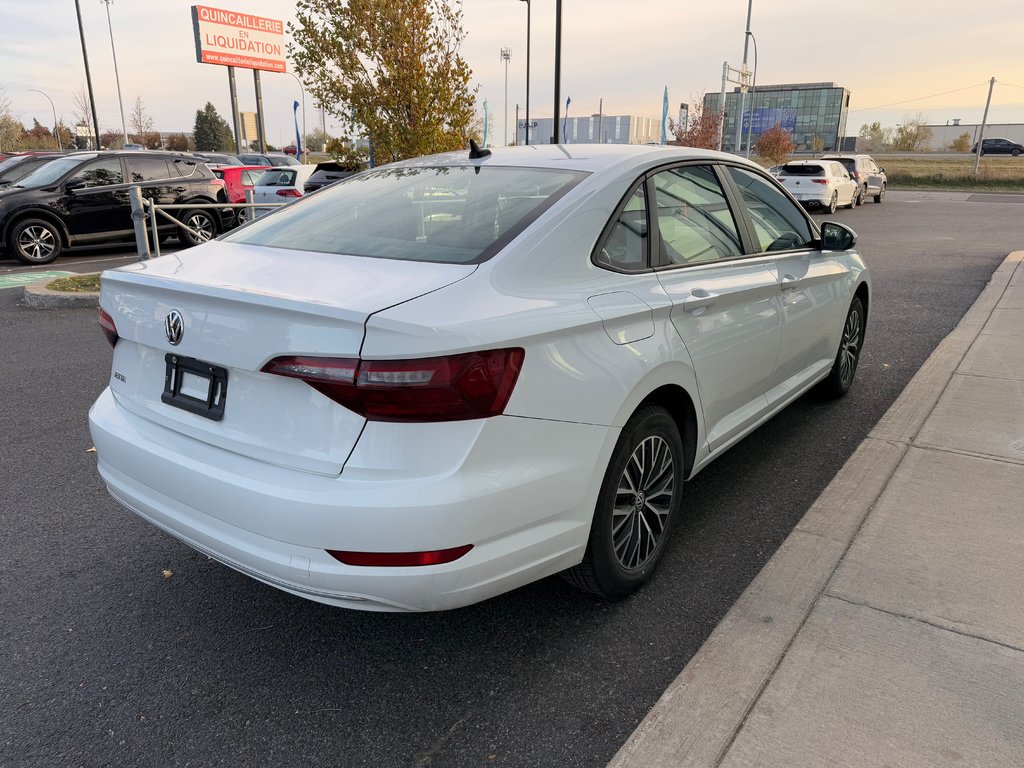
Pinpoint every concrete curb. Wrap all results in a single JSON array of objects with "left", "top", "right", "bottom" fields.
[
  {"left": 22, "top": 273, "right": 100, "bottom": 309},
  {"left": 607, "top": 250, "right": 1024, "bottom": 768}
]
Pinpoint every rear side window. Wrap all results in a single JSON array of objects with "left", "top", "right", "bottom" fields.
[
  {"left": 127, "top": 157, "right": 173, "bottom": 182},
  {"left": 597, "top": 183, "right": 648, "bottom": 271},
  {"left": 226, "top": 165, "right": 586, "bottom": 264},
  {"left": 727, "top": 167, "right": 814, "bottom": 253},
  {"left": 652, "top": 165, "right": 741, "bottom": 265},
  {"left": 782, "top": 164, "right": 823, "bottom": 176},
  {"left": 168, "top": 159, "right": 198, "bottom": 178}
]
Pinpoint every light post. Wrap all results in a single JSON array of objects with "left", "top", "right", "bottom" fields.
[
  {"left": 744, "top": 31, "right": 758, "bottom": 158},
  {"left": 74, "top": 0, "right": 101, "bottom": 149},
  {"left": 284, "top": 71, "right": 307, "bottom": 156},
  {"left": 552, "top": 0, "right": 562, "bottom": 143},
  {"left": 28, "top": 89, "right": 61, "bottom": 150},
  {"left": 519, "top": 0, "right": 530, "bottom": 145},
  {"left": 500, "top": 47, "right": 511, "bottom": 146},
  {"left": 101, "top": 0, "right": 129, "bottom": 146},
  {"left": 735, "top": 0, "right": 754, "bottom": 153}
]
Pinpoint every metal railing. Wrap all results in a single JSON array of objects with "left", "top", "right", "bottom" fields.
[{"left": 128, "top": 185, "right": 284, "bottom": 261}]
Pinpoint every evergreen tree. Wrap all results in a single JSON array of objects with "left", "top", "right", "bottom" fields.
[{"left": 193, "top": 102, "right": 235, "bottom": 151}]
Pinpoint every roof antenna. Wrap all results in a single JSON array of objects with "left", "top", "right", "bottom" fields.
[{"left": 469, "top": 139, "right": 492, "bottom": 160}]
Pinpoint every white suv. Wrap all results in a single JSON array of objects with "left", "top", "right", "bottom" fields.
[{"left": 776, "top": 160, "right": 859, "bottom": 213}]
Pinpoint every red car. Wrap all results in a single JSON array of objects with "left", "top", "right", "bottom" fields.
[{"left": 209, "top": 165, "right": 270, "bottom": 223}]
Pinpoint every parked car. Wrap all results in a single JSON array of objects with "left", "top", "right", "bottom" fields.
[
  {"left": 249, "top": 165, "right": 318, "bottom": 216},
  {"left": 194, "top": 151, "right": 244, "bottom": 166},
  {"left": 303, "top": 161, "right": 358, "bottom": 193},
  {"left": 776, "top": 160, "right": 859, "bottom": 213},
  {"left": 89, "top": 144, "right": 869, "bottom": 612},
  {"left": 821, "top": 154, "right": 887, "bottom": 204},
  {"left": 208, "top": 164, "right": 271, "bottom": 224},
  {"left": 0, "top": 152, "right": 65, "bottom": 189},
  {"left": 282, "top": 144, "right": 298, "bottom": 156},
  {"left": 0, "top": 150, "right": 228, "bottom": 264},
  {"left": 238, "top": 152, "right": 300, "bottom": 167},
  {"left": 970, "top": 137, "right": 1024, "bottom": 156}
]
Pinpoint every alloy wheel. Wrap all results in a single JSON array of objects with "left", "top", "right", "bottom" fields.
[
  {"left": 612, "top": 435, "right": 675, "bottom": 570},
  {"left": 17, "top": 225, "right": 56, "bottom": 262},
  {"left": 185, "top": 213, "right": 215, "bottom": 243},
  {"left": 839, "top": 305, "right": 862, "bottom": 387}
]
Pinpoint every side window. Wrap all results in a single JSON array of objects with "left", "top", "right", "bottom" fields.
[
  {"left": 596, "top": 183, "right": 648, "bottom": 271},
  {"left": 67, "top": 158, "right": 123, "bottom": 188},
  {"left": 727, "top": 167, "right": 814, "bottom": 253},
  {"left": 652, "top": 165, "right": 741, "bottom": 265},
  {"left": 126, "top": 157, "right": 173, "bottom": 183},
  {"left": 168, "top": 159, "right": 196, "bottom": 178}
]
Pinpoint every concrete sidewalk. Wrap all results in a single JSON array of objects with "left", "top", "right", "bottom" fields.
[{"left": 609, "top": 251, "right": 1024, "bottom": 767}]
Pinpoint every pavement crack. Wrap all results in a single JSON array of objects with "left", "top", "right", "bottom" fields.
[{"left": 824, "top": 593, "right": 1024, "bottom": 655}]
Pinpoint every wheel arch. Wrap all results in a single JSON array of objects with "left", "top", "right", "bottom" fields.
[
  {"left": 4, "top": 208, "right": 72, "bottom": 249},
  {"left": 638, "top": 384, "right": 699, "bottom": 480}
]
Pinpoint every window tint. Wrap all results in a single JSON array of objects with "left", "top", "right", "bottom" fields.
[
  {"left": 597, "top": 183, "right": 648, "bottom": 271},
  {"left": 727, "top": 167, "right": 814, "bottom": 253},
  {"left": 226, "top": 166, "right": 586, "bottom": 264},
  {"left": 257, "top": 169, "right": 297, "bottom": 186},
  {"left": 67, "top": 157, "right": 123, "bottom": 188},
  {"left": 127, "top": 157, "right": 172, "bottom": 182},
  {"left": 652, "top": 165, "right": 741, "bottom": 265},
  {"left": 782, "top": 163, "right": 823, "bottom": 176}
]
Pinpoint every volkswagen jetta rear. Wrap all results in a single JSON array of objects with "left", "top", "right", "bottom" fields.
[{"left": 89, "top": 158, "right": 608, "bottom": 611}]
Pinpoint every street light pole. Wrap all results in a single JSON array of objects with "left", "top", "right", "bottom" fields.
[
  {"left": 552, "top": 0, "right": 562, "bottom": 144},
  {"left": 735, "top": 0, "right": 754, "bottom": 153},
  {"left": 519, "top": 0, "right": 531, "bottom": 146},
  {"left": 500, "top": 47, "right": 511, "bottom": 146},
  {"left": 28, "top": 89, "right": 61, "bottom": 150},
  {"left": 101, "top": 0, "right": 130, "bottom": 146},
  {"left": 744, "top": 31, "right": 758, "bottom": 158}
]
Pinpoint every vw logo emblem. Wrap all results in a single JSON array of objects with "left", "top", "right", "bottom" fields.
[{"left": 164, "top": 310, "right": 184, "bottom": 346}]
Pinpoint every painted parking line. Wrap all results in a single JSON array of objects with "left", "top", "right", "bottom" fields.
[{"left": 0, "top": 271, "right": 74, "bottom": 290}]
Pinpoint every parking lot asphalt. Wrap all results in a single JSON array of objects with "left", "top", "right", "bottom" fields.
[{"left": 2, "top": 191, "right": 1023, "bottom": 767}]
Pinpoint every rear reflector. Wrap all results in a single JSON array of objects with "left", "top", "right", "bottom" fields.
[
  {"left": 261, "top": 348, "right": 525, "bottom": 422},
  {"left": 98, "top": 308, "right": 118, "bottom": 347},
  {"left": 327, "top": 545, "right": 473, "bottom": 567}
]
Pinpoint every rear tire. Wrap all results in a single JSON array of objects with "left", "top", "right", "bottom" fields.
[
  {"left": 820, "top": 296, "right": 865, "bottom": 398},
  {"left": 563, "top": 406, "right": 684, "bottom": 599},
  {"left": 178, "top": 208, "right": 218, "bottom": 247},
  {"left": 825, "top": 192, "right": 838, "bottom": 214},
  {"left": 10, "top": 218, "right": 62, "bottom": 265},
  {"left": 873, "top": 184, "right": 885, "bottom": 204}
]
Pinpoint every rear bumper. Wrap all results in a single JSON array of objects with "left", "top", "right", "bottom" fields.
[{"left": 89, "top": 388, "right": 615, "bottom": 611}]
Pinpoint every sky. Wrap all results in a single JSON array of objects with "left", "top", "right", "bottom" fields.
[{"left": 3, "top": 0, "right": 1023, "bottom": 147}]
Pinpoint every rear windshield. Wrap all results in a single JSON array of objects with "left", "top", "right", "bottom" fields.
[
  {"left": 781, "top": 164, "right": 824, "bottom": 176},
  {"left": 254, "top": 169, "right": 296, "bottom": 186},
  {"left": 225, "top": 165, "right": 587, "bottom": 264}
]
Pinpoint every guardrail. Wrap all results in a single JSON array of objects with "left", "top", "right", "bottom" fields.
[{"left": 128, "top": 185, "right": 284, "bottom": 261}]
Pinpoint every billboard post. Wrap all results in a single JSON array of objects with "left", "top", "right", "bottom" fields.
[{"left": 227, "top": 66, "right": 241, "bottom": 153}]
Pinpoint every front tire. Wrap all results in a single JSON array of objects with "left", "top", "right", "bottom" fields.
[
  {"left": 820, "top": 296, "right": 865, "bottom": 398},
  {"left": 873, "top": 184, "right": 886, "bottom": 204},
  {"left": 11, "top": 218, "right": 62, "bottom": 265},
  {"left": 178, "top": 208, "right": 218, "bottom": 246},
  {"left": 1012, "top": 148, "right": 1021, "bottom": 157},
  {"left": 563, "top": 406, "right": 684, "bottom": 599}
]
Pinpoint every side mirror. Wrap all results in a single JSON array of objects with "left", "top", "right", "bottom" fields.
[
  {"left": 65, "top": 178, "right": 85, "bottom": 192},
  {"left": 878, "top": 167, "right": 886, "bottom": 174},
  {"left": 820, "top": 221, "right": 857, "bottom": 251}
]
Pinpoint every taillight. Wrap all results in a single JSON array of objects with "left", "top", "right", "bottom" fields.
[
  {"left": 812, "top": 179, "right": 830, "bottom": 184},
  {"left": 261, "top": 348, "right": 525, "bottom": 422},
  {"left": 98, "top": 308, "right": 118, "bottom": 347},
  {"left": 327, "top": 545, "right": 473, "bottom": 567},
  {"left": 276, "top": 188, "right": 302, "bottom": 197}
]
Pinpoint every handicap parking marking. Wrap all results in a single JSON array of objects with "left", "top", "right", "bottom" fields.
[{"left": 0, "top": 270, "right": 74, "bottom": 290}]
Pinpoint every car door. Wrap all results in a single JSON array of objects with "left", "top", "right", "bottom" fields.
[
  {"left": 725, "top": 165, "right": 851, "bottom": 404},
  {"left": 63, "top": 156, "right": 129, "bottom": 242},
  {"left": 648, "top": 163, "right": 783, "bottom": 452}
]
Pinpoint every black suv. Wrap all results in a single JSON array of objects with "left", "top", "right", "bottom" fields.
[{"left": 0, "top": 150, "right": 228, "bottom": 265}]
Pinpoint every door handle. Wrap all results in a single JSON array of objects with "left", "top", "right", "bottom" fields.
[
  {"left": 781, "top": 274, "right": 801, "bottom": 291},
  {"left": 681, "top": 289, "right": 719, "bottom": 314}
]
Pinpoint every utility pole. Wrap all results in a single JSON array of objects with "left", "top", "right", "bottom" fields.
[
  {"left": 520, "top": 0, "right": 531, "bottom": 145},
  {"left": 552, "top": 0, "right": 562, "bottom": 143},
  {"left": 973, "top": 77, "right": 996, "bottom": 175},
  {"left": 501, "top": 47, "right": 511, "bottom": 146},
  {"left": 74, "top": 0, "right": 101, "bottom": 149},
  {"left": 101, "top": 0, "right": 129, "bottom": 146}
]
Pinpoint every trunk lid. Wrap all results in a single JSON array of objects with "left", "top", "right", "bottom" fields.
[{"left": 102, "top": 240, "right": 475, "bottom": 475}]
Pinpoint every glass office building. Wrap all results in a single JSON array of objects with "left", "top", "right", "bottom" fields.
[{"left": 704, "top": 82, "right": 850, "bottom": 154}]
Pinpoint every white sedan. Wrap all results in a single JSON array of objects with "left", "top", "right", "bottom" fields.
[
  {"left": 776, "top": 159, "right": 859, "bottom": 213},
  {"left": 89, "top": 144, "right": 870, "bottom": 612}
]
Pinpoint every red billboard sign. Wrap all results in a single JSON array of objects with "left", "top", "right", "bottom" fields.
[{"left": 191, "top": 5, "right": 287, "bottom": 73}]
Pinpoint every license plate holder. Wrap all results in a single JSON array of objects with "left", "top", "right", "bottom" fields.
[{"left": 162, "top": 354, "right": 228, "bottom": 421}]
